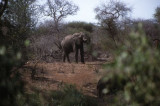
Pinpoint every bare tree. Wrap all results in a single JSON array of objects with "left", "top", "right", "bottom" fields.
[
  {"left": 95, "top": 0, "right": 131, "bottom": 47},
  {"left": 43, "top": 0, "right": 79, "bottom": 33},
  {"left": 41, "top": 0, "right": 79, "bottom": 49}
]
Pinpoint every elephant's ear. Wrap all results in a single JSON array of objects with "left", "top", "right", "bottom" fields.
[
  {"left": 79, "top": 32, "right": 86, "bottom": 39},
  {"left": 78, "top": 32, "right": 83, "bottom": 38},
  {"left": 80, "top": 32, "right": 87, "bottom": 42}
]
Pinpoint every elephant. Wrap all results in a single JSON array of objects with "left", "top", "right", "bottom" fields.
[{"left": 61, "top": 32, "right": 90, "bottom": 63}]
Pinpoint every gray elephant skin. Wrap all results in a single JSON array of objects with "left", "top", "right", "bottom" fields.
[{"left": 61, "top": 32, "right": 89, "bottom": 63}]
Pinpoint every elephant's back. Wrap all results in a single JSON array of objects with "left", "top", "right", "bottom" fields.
[
  {"left": 61, "top": 35, "right": 74, "bottom": 45},
  {"left": 61, "top": 35, "right": 74, "bottom": 53}
]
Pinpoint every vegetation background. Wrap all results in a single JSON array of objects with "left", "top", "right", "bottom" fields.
[{"left": 0, "top": 0, "right": 160, "bottom": 105}]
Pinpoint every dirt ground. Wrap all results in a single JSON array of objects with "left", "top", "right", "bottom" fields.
[{"left": 21, "top": 61, "right": 107, "bottom": 97}]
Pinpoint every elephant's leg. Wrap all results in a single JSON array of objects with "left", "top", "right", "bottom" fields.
[
  {"left": 80, "top": 45, "right": 85, "bottom": 63},
  {"left": 75, "top": 48, "right": 79, "bottom": 63},
  {"left": 66, "top": 54, "right": 70, "bottom": 63},
  {"left": 62, "top": 52, "right": 66, "bottom": 62}
]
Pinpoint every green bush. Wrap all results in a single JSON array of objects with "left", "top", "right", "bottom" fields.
[
  {"left": 50, "top": 84, "right": 97, "bottom": 106},
  {"left": 0, "top": 45, "right": 24, "bottom": 106},
  {"left": 66, "top": 22, "right": 94, "bottom": 33},
  {"left": 0, "top": 42, "right": 42, "bottom": 106},
  {"left": 64, "top": 22, "right": 94, "bottom": 35},
  {"left": 102, "top": 23, "right": 160, "bottom": 105}
]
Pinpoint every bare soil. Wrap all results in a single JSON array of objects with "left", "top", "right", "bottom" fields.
[{"left": 21, "top": 61, "right": 106, "bottom": 97}]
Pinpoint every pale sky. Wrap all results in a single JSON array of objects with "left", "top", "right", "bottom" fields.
[
  {"left": 65, "top": 0, "right": 160, "bottom": 23},
  {"left": 1, "top": 0, "right": 160, "bottom": 23}
]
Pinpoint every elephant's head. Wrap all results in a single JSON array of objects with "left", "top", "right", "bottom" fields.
[{"left": 73, "top": 32, "right": 90, "bottom": 45}]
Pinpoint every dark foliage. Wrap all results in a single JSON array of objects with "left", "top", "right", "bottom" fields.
[{"left": 66, "top": 22, "right": 94, "bottom": 33}]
